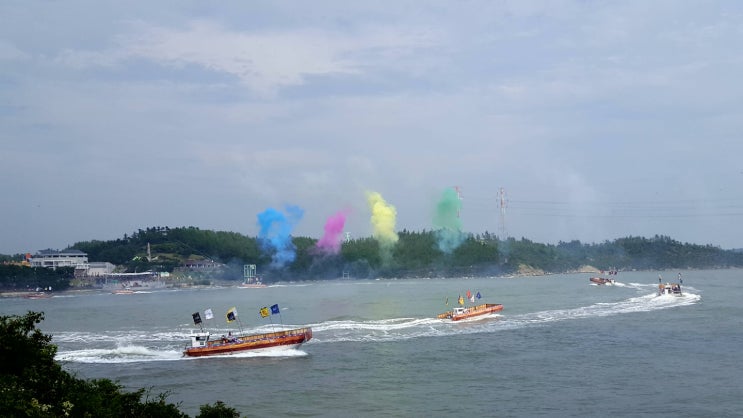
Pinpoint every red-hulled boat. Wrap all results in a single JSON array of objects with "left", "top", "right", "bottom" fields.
[
  {"left": 589, "top": 277, "right": 615, "bottom": 285},
  {"left": 183, "top": 327, "right": 312, "bottom": 357}
]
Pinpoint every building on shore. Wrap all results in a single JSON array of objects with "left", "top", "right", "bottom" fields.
[
  {"left": 87, "top": 262, "right": 116, "bottom": 276},
  {"left": 30, "top": 249, "right": 89, "bottom": 270}
]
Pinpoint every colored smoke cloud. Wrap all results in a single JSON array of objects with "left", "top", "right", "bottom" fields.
[
  {"left": 257, "top": 205, "right": 304, "bottom": 267},
  {"left": 314, "top": 210, "right": 348, "bottom": 255},
  {"left": 433, "top": 187, "right": 465, "bottom": 253},
  {"left": 366, "top": 191, "right": 399, "bottom": 263}
]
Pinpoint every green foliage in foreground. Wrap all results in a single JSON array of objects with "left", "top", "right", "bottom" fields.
[{"left": 0, "top": 311, "right": 240, "bottom": 418}]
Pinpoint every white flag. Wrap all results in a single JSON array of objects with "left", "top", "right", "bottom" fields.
[{"left": 204, "top": 308, "right": 214, "bottom": 320}]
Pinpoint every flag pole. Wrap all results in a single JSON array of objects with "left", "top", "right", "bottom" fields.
[
  {"left": 236, "top": 316, "right": 244, "bottom": 334},
  {"left": 204, "top": 309, "right": 213, "bottom": 334}
]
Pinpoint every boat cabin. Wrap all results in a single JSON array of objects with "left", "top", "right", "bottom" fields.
[
  {"left": 189, "top": 331, "right": 211, "bottom": 348},
  {"left": 658, "top": 283, "right": 682, "bottom": 296},
  {"left": 452, "top": 307, "right": 467, "bottom": 315}
]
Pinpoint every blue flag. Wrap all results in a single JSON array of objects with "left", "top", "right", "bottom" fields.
[
  {"left": 476, "top": 291, "right": 482, "bottom": 299},
  {"left": 270, "top": 304, "right": 280, "bottom": 315}
]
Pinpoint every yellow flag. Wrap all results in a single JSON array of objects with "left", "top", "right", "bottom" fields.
[
  {"left": 458, "top": 295, "right": 464, "bottom": 306},
  {"left": 259, "top": 307, "right": 269, "bottom": 318}
]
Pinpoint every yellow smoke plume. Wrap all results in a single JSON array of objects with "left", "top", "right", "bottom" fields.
[{"left": 366, "top": 191, "right": 399, "bottom": 252}]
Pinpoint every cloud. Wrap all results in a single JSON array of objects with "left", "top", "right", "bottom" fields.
[
  {"left": 0, "top": 40, "right": 30, "bottom": 61},
  {"left": 53, "top": 20, "right": 439, "bottom": 96}
]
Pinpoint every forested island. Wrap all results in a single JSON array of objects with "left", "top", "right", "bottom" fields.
[{"left": 2, "top": 226, "right": 742, "bottom": 289}]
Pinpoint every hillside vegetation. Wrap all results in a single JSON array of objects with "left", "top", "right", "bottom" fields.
[
  {"left": 70, "top": 227, "right": 743, "bottom": 281},
  {"left": 4, "top": 227, "right": 741, "bottom": 286}
]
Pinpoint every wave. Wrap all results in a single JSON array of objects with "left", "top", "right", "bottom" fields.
[
  {"left": 56, "top": 345, "right": 183, "bottom": 363},
  {"left": 55, "top": 342, "right": 309, "bottom": 364},
  {"left": 53, "top": 291, "right": 700, "bottom": 363},
  {"left": 308, "top": 291, "right": 701, "bottom": 343}
]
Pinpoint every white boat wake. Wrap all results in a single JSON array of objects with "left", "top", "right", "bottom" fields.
[{"left": 53, "top": 290, "right": 701, "bottom": 362}]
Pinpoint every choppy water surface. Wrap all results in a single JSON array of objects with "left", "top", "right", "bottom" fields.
[{"left": 3, "top": 269, "right": 741, "bottom": 417}]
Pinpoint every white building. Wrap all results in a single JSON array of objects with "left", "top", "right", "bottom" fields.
[
  {"left": 30, "top": 249, "right": 89, "bottom": 269},
  {"left": 87, "top": 261, "right": 116, "bottom": 276}
]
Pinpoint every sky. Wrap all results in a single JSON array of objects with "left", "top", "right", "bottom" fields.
[{"left": 2, "top": 1, "right": 743, "bottom": 255}]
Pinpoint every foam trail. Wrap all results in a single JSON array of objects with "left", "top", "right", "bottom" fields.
[
  {"left": 307, "top": 292, "right": 701, "bottom": 343},
  {"left": 257, "top": 205, "right": 304, "bottom": 267},
  {"left": 433, "top": 187, "right": 465, "bottom": 253},
  {"left": 56, "top": 345, "right": 183, "bottom": 363},
  {"left": 366, "top": 191, "right": 398, "bottom": 263},
  {"left": 315, "top": 210, "right": 348, "bottom": 255}
]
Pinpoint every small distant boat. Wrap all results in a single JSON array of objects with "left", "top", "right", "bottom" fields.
[
  {"left": 112, "top": 288, "right": 135, "bottom": 295},
  {"left": 657, "top": 273, "right": 683, "bottom": 296},
  {"left": 239, "top": 281, "right": 266, "bottom": 289},
  {"left": 24, "top": 292, "right": 51, "bottom": 299},
  {"left": 590, "top": 277, "right": 615, "bottom": 285}
]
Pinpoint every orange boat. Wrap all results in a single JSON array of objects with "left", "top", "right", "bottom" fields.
[
  {"left": 183, "top": 327, "right": 312, "bottom": 357},
  {"left": 437, "top": 303, "right": 503, "bottom": 321}
]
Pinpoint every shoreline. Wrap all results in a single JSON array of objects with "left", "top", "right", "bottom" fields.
[{"left": 2, "top": 265, "right": 736, "bottom": 297}]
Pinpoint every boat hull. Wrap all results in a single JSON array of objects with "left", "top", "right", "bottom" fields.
[
  {"left": 183, "top": 327, "right": 312, "bottom": 357},
  {"left": 239, "top": 284, "right": 267, "bottom": 288},
  {"left": 590, "top": 277, "right": 614, "bottom": 285},
  {"left": 24, "top": 292, "right": 51, "bottom": 299},
  {"left": 437, "top": 303, "right": 503, "bottom": 321}
]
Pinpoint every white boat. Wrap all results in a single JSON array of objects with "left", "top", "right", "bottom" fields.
[{"left": 657, "top": 273, "right": 683, "bottom": 296}]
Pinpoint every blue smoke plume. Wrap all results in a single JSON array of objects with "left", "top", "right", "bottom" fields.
[{"left": 257, "top": 205, "right": 304, "bottom": 267}]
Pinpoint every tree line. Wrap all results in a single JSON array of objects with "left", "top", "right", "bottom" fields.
[
  {"left": 0, "top": 266, "right": 74, "bottom": 291},
  {"left": 32, "top": 228, "right": 743, "bottom": 277},
  {"left": 3, "top": 227, "right": 742, "bottom": 286}
]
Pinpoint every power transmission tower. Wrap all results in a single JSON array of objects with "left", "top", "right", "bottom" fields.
[{"left": 499, "top": 187, "right": 508, "bottom": 238}]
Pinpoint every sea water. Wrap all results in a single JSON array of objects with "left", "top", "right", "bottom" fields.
[{"left": 2, "top": 269, "right": 742, "bottom": 417}]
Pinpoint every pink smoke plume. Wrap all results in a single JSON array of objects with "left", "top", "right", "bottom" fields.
[{"left": 315, "top": 210, "right": 348, "bottom": 255}]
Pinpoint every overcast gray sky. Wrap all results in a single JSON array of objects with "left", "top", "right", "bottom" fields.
[{"left": 2, "top": 1, "right": 742, "bottom": 255}]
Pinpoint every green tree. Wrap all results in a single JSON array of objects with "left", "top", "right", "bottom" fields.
[
  {"left": 0, "top": 311, "right": 241, "bottom": 417},
  {"left": 197, "top": 401, "right": 240, "bottom": 418}
]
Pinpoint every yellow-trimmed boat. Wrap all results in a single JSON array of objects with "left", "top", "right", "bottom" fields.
[{"left": 437, "top": 303, "right": 503, "bottom": 321}]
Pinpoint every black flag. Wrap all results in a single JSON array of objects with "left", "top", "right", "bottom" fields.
[{"left": 192, "top": 312, "right": 202, "bottom": 325}]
